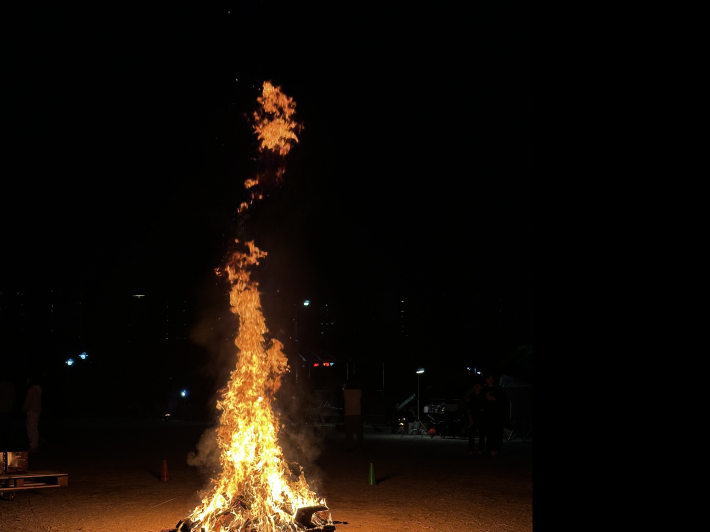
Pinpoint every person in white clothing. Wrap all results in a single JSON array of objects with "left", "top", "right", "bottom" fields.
[{"left": 343, "top": 379, "right": 364, "bottom": 451}]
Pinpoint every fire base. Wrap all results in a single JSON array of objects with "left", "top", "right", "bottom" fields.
[
  {"left": 168, "top": 505, "right": 336, "bottom": 532},
  {"left": 295, "top": 505, "right": 335, "bottom": 531}
]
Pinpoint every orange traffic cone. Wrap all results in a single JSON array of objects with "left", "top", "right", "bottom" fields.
[{"left": 161, "top": 459, "right": 170, "bottom": 481}]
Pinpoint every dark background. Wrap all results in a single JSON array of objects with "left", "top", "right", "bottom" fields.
[{"left": 1, "top": 3, "right": 532, "bottom": 418}]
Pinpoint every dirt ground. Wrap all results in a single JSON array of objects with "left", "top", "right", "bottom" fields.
[{"left": 0, "top": 418, "right": 532, "bottom": 531}]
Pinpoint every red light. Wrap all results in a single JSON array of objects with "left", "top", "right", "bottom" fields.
[
  {"left": 323, "top": 362, "right": 330, "bottom": 367},
  {"left": 313, "top": 363, "right": 319, "bottom": 367}
]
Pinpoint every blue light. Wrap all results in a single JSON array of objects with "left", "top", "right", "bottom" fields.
[
  {"left": 79, "top": 352, "right": 87, "bottom": 360},
  {"left": 303, "top": 300, "right": 310, "bottom": 306},
  {"left": 66, "top": 359, "right": 74, "bottom": 366},
  {"left": 181, "top": 390, "right": 187, "bottom": 397}
]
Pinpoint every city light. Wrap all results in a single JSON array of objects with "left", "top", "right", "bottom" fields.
[
  {"left": 66, "top": 359, "right": 74, "bottom": 366},
  {"left": 181, "top": 390, "right": 187, "bottom": 397},
  {"left": 303, "top": 300, "right": 310, "bottom": 306},
  {"left": 416, "top": 369, "right": 425, "bottom": 422},
  {"left": 79, "top": 352, "right": 88, "bottom": 360}
]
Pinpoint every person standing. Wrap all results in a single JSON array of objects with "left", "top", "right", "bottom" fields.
[
  {"left": 23, "top": 375, "right": 42, "bottom": 452},
  {"left": 467, "top": 380, "right": 487, "bottom": 455},
  {"left": 343, "top": 379, "right": 364, "bottom": 451},
  {"left": 483, "top": 373, "right": 508, "bottom": 457}
]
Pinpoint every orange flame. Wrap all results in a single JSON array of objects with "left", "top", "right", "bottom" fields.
[
  {"left": 238, "top": 82, "right": 301, "bottom": 215},
  {"left": 186, "top": 83, "right": 329, "bottom": 531},
  {"left": 253, "top": 81, "right": 300, "bottom": 156}
]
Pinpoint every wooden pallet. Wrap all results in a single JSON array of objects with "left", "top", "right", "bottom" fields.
[{"left": 0, "top": 470, "right": 68, "bottom": 491}]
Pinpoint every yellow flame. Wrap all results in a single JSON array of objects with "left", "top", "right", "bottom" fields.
[{"left": 187, "top": 83, "right": 329, "bottom": 531}]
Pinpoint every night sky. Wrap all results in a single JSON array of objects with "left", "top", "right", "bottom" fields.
[{"left": 2, "top": 4, "right": 532, "bottom": 404}]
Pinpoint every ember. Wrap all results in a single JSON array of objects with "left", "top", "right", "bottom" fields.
[{"left": 175, "top": 82, "right": 334, "bottom": 532}]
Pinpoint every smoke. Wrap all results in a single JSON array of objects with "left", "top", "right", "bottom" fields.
[
  {"left": 185, "top": 278, "right": 232, "bottom": 477},
  {"left": 186, "top": 378, "right": 330, "bottom": 497},
  {"left": 187, "top": 425, "right": 221, "bottom": 475},
  {"left": 189, "top": 275, "right": 238, "bottom": 391},
  {"left": 274, "top": 377, "right": 327, "bottom": 495}
]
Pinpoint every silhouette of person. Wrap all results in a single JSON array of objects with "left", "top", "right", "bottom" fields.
[
  {"left": 483, "top": 373, "right": 508, "bottom": 457},
  {"left": 23, "top": 375, "right": 43, "bottom": 452},
  {"left": 343, "top": 378, "right": 364, "bottom": 451},
  {"left": 467, "top": 379, "right": 486, "bottom": 455}
]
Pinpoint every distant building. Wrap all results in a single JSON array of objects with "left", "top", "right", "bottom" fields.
[
  {"left": 0, "top": 285, "right": 84, "bottom": 361},
  {"left": 127, "top": 294, "right": 151, "bottom": 355},
  {"left": 0, "top": 289, "right": 28, "bottom": 356},
  {"left": 165, "top": 297, "right": 188, "bottom": 345},
  {"left": 48, "top": 286, "right": 85, "bottom": 354},
  {"left": 126, "top": 293, "right": 190, "bottom": 355},
  {"left": 399, "top": 299, "right": 407, "bottom": 340}
]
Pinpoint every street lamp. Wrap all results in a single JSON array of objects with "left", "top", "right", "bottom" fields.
[
  {"left": 275, "top": 292, "right": 312, "bottom": 382},
  {"left": 416, "top": 368, "right": 425, "bottom": 427}
]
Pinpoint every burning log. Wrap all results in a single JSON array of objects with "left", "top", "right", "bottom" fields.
[
  {"left": 171, "top": 519, "right": 196, "bottom": 532},
  {"left": 169, "top": 504, "right": 336, "bottom": 532},
  {"left": 294, "top": 506, "right": 335, "bottom": 531}
]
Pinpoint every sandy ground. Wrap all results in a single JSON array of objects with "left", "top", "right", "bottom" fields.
[{"left": 0, "top": 418, "right": 532, "bottom": 531}]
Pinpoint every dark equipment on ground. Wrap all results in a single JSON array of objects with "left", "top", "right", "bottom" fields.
[
  {"left": 499, "top": 375, "right": 533, "bottom": 442},
  {"left": 423, "top": 399, "right": 468, "bottom": 439},
  {"left": 1, "top": 451, "right": 69, "bottom": 501},
  {"left": 390, "top": 394, "right": 418, "bottom": 434}
]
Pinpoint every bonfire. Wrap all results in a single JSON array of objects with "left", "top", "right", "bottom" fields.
[{"left": 173, "top": 82, "right": 334, "bottom": 532}]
